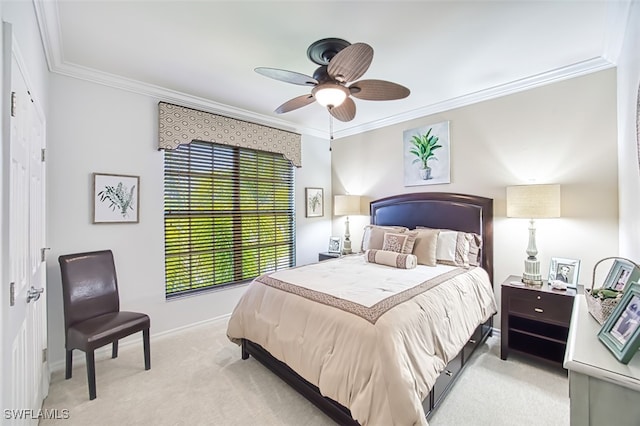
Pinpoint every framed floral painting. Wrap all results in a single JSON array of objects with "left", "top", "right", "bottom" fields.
[{"left": 305, "top": 187, "right": 323, "bottom": 218}]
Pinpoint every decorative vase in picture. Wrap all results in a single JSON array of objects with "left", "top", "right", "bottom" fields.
[{"left": 403, "top": 121, "right": 451, "bottom": 187}]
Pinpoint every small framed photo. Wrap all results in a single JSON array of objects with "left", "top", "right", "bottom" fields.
[
  {"left": 598, "top": 282, "right": 640, "bottom": 364},
  {"left": 602, "top": 259, "right": 640, "bottom": 292},
  {"left": 548, "top": 257, "right": 580, "bottom": 288},
  {"left": 93, "top": 173, "right": 140, "bottom": 223},
  {"left": 328, "top": 236, "right": 342, "bottom": 254},
  {"left": 305, "top": 187, "right": 324, "bottom": 218}
]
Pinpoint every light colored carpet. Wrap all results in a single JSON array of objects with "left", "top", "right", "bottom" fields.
[{"left": 40, "top": 319, "right": 569, "bottom": 425}]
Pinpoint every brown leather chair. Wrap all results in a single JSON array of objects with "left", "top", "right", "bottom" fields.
[{"left": 58, "top": 249, "right": 150, "bottom": 400}]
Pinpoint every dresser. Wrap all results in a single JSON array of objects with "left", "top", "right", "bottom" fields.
[{"left": 564, "top": 295, "right": 640, "bottom": 426}]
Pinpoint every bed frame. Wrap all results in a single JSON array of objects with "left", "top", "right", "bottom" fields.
[{"left": 241, "top": 192, "right": 494, "bottom": 424}]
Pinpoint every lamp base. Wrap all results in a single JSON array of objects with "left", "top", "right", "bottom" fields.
[
  {"left": 342, "top": 238, "right": 352, "bottom": 255},
  {"left": 522, "top": 257, "right": 543, "bottom": 286}
]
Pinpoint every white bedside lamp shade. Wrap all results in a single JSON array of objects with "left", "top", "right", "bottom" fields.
[
  {"left": 506, "top": 184, "right": 561, "bottom": 285},
  {"left": 334, "top": 195, "right": 363, "bottom": 254}
]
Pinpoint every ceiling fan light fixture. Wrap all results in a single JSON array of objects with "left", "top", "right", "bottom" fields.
[{"left": 313, "top": 83, "right": 349, "bottom": 108}]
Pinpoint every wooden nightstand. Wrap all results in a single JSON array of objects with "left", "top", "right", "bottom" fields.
[
  {"left": 318, "top": 252, "right": 341, "bottom": 262},
  {"left": 501, "top": 275, "right": 576, "bottom": 366}
]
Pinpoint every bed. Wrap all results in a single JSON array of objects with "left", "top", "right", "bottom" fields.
[{"left": 227, "top": 192, "right": 497, "bottom": 425}]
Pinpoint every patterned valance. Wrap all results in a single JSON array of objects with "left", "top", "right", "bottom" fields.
[{"left": 158, "top": 102, "right": 301, "bottom": 167}]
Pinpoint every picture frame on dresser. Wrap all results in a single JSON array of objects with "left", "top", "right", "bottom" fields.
[
  {"left": 548, "top": 257, "right": 580, "bottom": 288},
  {"left": 602, "top": 259, "right": 640, "bottom": 292},
  {"left": 598, "top": 282, "right": 640, "bottom": 364}
]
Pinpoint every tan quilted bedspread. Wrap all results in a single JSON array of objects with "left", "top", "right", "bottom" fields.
[{"left": 226, "top": 255, "right": 497, "bottom": 426}]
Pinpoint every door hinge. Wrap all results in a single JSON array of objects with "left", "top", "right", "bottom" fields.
[
  {"left": 10, "top": 91, "right": 16, "bottom": 117},
  {"left": 42, "top": 348, "right": 47, "bottom": 363},
  {"left": 10, "top": 282, "right": 15, "bottom": 306},
  {"left": 41, "top": 148, "right": 45, "bottom": 162},
  {"left": 41, "top": 247, "right": 50, "bottom": 262}
]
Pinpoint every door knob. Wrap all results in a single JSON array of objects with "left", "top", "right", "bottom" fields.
[{"left": 26, "top": 286, "right": 44, "bottom": 303}]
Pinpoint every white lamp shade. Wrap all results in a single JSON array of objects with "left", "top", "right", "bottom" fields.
[
  {"left": 334, "top": 195, "right": 362, "bottom": 216},
  {"left": 506, "top": 184, "right": 561, "bottom": 218},
  {"left": 313, "top": 83, "right": 348, "bottom": 107}
]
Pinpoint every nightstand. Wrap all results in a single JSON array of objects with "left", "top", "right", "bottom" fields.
[
  {"left": 501, "top": 275, "right": 576, "bottom": 366},
  {"left": 318, "top": 252, "right": 341, "bottom": 262}
]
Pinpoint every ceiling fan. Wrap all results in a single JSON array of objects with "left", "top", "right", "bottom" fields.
[{"left": 255, "top": 38, "right": 410, "bottom": 122}]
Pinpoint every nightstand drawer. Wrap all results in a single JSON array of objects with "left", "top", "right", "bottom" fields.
[{"left": 508, "top": 291, "right": 573, "bottom": 325}]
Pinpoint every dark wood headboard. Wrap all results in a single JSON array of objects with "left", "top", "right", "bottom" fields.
[{"left": 370, "top": 192, "right": 494, "bottom": 284}]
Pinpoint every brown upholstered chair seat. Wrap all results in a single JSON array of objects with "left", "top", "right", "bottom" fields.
[{"left": 67, "top": 312, "right": 150, "bottom": 352}]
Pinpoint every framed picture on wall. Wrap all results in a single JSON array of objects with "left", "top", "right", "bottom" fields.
[
  {"left": 93, "top": 173, "right": 140, "bottom": 223},
  {"left": 305, "top": 187, "right": 324, "bottom": 218}
]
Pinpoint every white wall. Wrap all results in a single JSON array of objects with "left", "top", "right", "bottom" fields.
[
  {"left": 617, "top": 1, "right": 640, "bottom": 260},
  {"left": 331, "top": 69, "right": 619, "bottom": 327},
  {"left": 45, "top": 73, "right": 332, "bottom": 368}
]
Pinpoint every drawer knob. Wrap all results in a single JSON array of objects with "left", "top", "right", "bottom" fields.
[
  {"left": 469, "top": 339, "right": 477, "bottom": 344},
  {"left": 444, "top": 370, "right": 453, "bottom": 376},
  {"left": 537, "top": 296, "right": 541, "bottom": 300},
  {"left": 534, "top": 308, "right": 544, "bottom": 313}
]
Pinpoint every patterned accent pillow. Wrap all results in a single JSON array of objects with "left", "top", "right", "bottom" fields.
[
  {"left": 382, "top": 231, "right": 417, "bottom": 254},
  {"left": 360, "top": 225, "right": 408, "bottom": 252},
  {"left": 365, "top": 249, "right": 417, "bottom": 269}
]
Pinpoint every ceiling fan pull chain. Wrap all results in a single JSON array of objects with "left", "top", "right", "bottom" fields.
[{"left": 329, "top": 112, "right": 334, "bottom": 141}]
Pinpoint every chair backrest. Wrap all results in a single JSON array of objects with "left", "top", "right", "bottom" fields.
[{"left": 58, "top": 250, "right": 120, "bottom": 329}]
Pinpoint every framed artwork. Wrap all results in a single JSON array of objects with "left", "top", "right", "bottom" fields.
[
  {"left": 548, "top": 257, "right": 580, "bottom": 288},
  {"left": 328, "top": 236, "right": 342, "bottom": 254},
  {"left": 305, "top": 187, "right": 324, "bottom": 218},
  {"left": 93, "top": 173, "right": 140, "bottom": 223},
  {"left": 403, "top": 120, "right": 450, "bottom": 186},
  {"left": 602, "top": 259, "right": 640, "bottom": 292},
  {"left": 598, "top": 282, "right": 640, "bottom": 364}
]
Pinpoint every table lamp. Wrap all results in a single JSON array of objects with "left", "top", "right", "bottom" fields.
[
  {"left": 334, "top": 195, "right": 363, "bottom": 254},
  {"left": 506, "top": 184, "right": 561, "bottom": 285}
]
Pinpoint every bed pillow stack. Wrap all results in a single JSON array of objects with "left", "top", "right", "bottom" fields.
[
  {"left": 417, "top": 227, "right": 482, "bottom": 267},
  {"left": 360, "top": 225, "right": 408, "bottom": 252}
]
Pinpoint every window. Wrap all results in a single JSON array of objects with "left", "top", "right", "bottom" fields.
[{"left": 164, "top": 141, "right": 295, "bottom": 297}]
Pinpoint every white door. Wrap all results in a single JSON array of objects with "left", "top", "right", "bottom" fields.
[{"left": 2, "top": 22, "right": 48, "bottom": 425}]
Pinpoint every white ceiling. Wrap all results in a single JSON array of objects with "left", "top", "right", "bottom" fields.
[{"left": 34, "top": 1, "right": 628, "bottom": 139}]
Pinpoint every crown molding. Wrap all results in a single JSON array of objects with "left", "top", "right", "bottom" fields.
[
  {"left": 333, "top": 57, "right": 615, "bottom": 139},
  {"left": 602, "top": 0, "right": 633, "bottom": 64},
  {"left": 33, "top": 0, "right": 617, "bottom": 141}
]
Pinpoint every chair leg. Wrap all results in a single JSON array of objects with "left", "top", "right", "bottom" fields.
[
  {"left": 65, "top": 350, "right": 73, "bottom": 379},
  {"left": 112, "top": 340, "right": 118, "bottom": 359},
  {"left": 86, "top": 351, "right": 97, "bottom": 400},
  {"left": 143, "top": 328, "right": 150, "bottom": 370}
]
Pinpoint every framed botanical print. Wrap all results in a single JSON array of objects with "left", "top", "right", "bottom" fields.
[
  {"left": 305, "top": 187, "right": 324, "bottom": 218},
  {"left": 93, "top": 173, "right": 140, "bottom": 223}
]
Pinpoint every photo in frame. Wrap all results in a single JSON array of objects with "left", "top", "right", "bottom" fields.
[
  {"left": 93, "top": 173, "right": 139, "bottom": 223},
  {"left": 602, "top": 259, "right": 640, "bottom": 292},
  {"left": 305, "top": 187, "right": 324, "bottom": 218},
  {"left": 403, "top": 120, "right": 450, "bottom": 186},
  {"left": 548, "top": 257, "right": 580, "bottom": 288},
  {"left": 328, "top": 236, "right": 342, "bottom": 254},
  {"left": 598, "top": 282, "right": 640, "bottom": 364}
]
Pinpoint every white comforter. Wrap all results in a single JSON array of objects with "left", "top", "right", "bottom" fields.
[{"left": 227, "top": 255, "right": 497, "bottom": 425}]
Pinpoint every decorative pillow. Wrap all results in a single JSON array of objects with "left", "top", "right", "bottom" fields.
[
  {"left": 360, "top": 225, "right": 408, "bottom": 252},
  {"left": 417, "top": 227, "right": 482, "bottom": 267},
  {"left": 382, "top": 231, "right": 417, "bottom": 254},
  {"left": 468, "top": 233, "right": 483, "bottom": 267},
  {"left": 411, "top": 228, "right": 440, "bottom": 266},
  {"left": 365, "top": 249, "right": 417, "bottom": 269}
]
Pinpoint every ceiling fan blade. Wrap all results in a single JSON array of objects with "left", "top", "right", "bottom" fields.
[
  {"left": 255, "top": 67, "right": 318, "bottom": 86},
  {"left": 275, "top": 94, "right": 316, "bottom": 114},
  {"left": 349, "top": 79, "right": 411, "bottom": 101},
  {"left": 328, "top": 97, "right": 356, "bottom": 122},
  {"left": 327, "top": 43, "right": 373, "bottom": 83}
]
